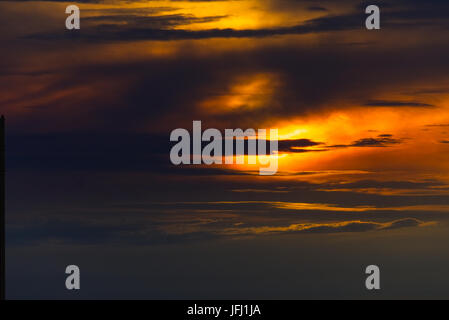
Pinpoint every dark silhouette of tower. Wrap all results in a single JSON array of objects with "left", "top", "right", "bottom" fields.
[{"left": 0, "top": 115, "right": 4, "bottom": 300}]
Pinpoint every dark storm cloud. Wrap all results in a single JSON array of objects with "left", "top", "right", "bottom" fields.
[
  {"left": 329, "top": 135, "right": 402, "bottom": 148},
  {"left": 277, "top": 139, "right": 330, "bottom": 153},
  {"left": 279, "top": 148, "right": 329, "bottom": 153},
  {"left": 322, "top": 179, "right": 445, "bottom": 191},
  {"left": 296, "top": 219, "right": 417, "bottom": 234},
  {"left": 279, "top": 139, "right": 322, "bottom": 148},
  {"left": 301, "top": 221, "right": 379, "bottom": 233},
  {"left": 83, "top": 14, "right": 228, "bottom": 29},
  {"left": 5, "top": 133, "right": 325, "bottom": 172},
  {"left": 363, "top": 100, "right": 435, "bottom": 108},
  {"left": 6, "top": 212, "right": 430, "bottom": 246},
  {"left": 4, "top": 0, "right": 449, "bottom": 140},
  {"left": 9, "top": 33, "right": 449, "bottom": 135},
  {"left": 24, "top": 11, "right": 366, "bottom": 42},
  {"left": 4, "top": 0, "right": 449, "bottom": 134},
  {"left": 295, "top": 218, "right": 425, "bottom": 234},
  {"left": 306, "top": 6, "right": 328, "bottom": 12},
  {"left": 350, "top": 136, "right": 401, "bottom": 147},
  {"left": 382, "top": 218, "right": 423, "bottom": 230},
  {"left": 83, "top": 7, "right": 177, "bottom": 15}
]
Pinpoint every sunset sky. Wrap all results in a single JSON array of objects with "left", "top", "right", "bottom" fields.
[{"left": 2, "top": 0, "right": 449, "bottom": 299}]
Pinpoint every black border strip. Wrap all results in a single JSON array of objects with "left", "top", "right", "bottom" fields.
[{"left": 1, "top": 115, "right": 5, "bottom": 300}]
